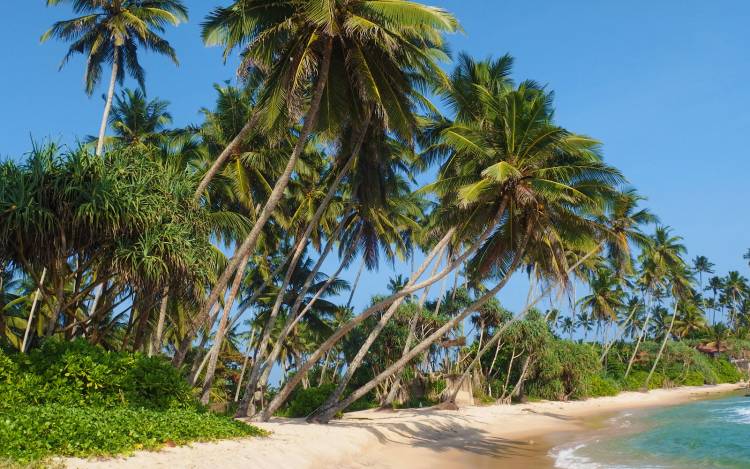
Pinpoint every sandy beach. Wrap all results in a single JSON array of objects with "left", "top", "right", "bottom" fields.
[{"left": 63, "top": 383, "right": 744, "bottom": 469}]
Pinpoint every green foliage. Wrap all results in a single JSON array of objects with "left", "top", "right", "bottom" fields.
[
  {"left": 277, "top": 384, "right": 338, "bottom": 418},
  {"left": 0, "top": 341, "right": 265, "bottom": 464},
  {"left": 0, "top": 340, "right": 192, "bottom": 410},
  {"left": 588, "top": 374, "right": 621, "bottom": 397},
  {"left": 711, "top": 356, "right": 743, "bottom": 383},
  {"left": 527, "top": 340, "right": 600, "bottom": 400},
  {"left": 0, "top": 404, "right": 263, "bottom": 464}
]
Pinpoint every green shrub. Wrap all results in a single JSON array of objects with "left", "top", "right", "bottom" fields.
[
  {"left": 589, "top": 374, "right": 620, "bottom": 397},
  {"left": 0, "top": 404, "right": 265, "bottom": 464},
  {"left": 0, "top": 340, "right": 193, "bottom": 411},
  {"left": 711, "top": 356, "right": 742, "bottom": 383},
  {"left": 682, "top": 370, "right": 706, "bottom": 386},
  {"left": 278, "top": 384, "right": 337, "bottom": 418}
]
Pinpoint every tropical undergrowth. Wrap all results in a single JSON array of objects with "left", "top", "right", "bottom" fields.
[{"left": 0, "top": 340, "right": 265, "bottom": 464}]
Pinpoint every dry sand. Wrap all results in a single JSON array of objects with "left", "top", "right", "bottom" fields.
[{"left": 63, "top": 383, "right": 744, "bottom": 469}]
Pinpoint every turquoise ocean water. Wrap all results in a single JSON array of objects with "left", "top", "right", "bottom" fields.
[{"left": 551, "top": 392, "right": 750, "bottom": 468}]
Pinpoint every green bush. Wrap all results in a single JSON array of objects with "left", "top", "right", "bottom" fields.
[
  {"left": 0, "top": 340, "right": 192, "bottom": 410},
  {"left": 278, "top": 384, "right": 337, "bottom": 418},
  {"left": 0, "top": 404, "right": 264, "bottom": 464},
  {"left": 682, "top": 370, "right": 706, "bottom": 386},
  {"left": 711, "top": 356, "right": 742, "bottom": 383},
  {"left": 588, "top": 374, "right": 620, "bottom": 397},
  {"left": 0, "top": 341, "right": 267, "bottom": 464}
]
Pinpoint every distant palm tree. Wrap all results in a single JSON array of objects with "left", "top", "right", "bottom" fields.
[
  {"left": 42, "top": 0, "right": 188, "bottom": 155},
  {"left": 743, "top": 249, "right": 750, "bottom": 269},
  {"left": 692, "top": 255, "right": 714, "bottom": 291},
  {"left": 560, "top": 316, "right": 575, "bottom": 340},
  {"left": 723, "top": 271, "right": 749, "bottom": 328},
  {"left": 107, "top": 88, "right": 172, "bottom": 147}
]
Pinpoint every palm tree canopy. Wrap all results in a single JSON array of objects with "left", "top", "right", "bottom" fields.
[{"left": 42, "top": 0, "right": 188, "bottom": 94}]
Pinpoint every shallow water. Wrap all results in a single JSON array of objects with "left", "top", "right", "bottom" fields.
[{"left": 551, "top": 392, "right": 750, "bottom": 469}]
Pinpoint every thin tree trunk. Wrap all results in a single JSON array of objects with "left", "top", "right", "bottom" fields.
[
  {"left": 149, "top": 286, "right": 169, "bottom": 357},
  {"left": 644, "top": 301, "right": 679, "bottom": 389},
  {"left": 194, "top": 112, "right": 262, "bottom": 202},
  {"left": 234, "top": 328, "right": 257, "bottom": 402},
  {"left": 259, "top": 226, "right": 462, "bottom": 420},
  {"left": 96, "top": 47, "right": 119, "bottom": 157},
  {"left": 499, "top": 346, "right": 520, "bottom": 402},
  {"left": 21, "top": 268, "right": 47, "bottom": 353},
  {"left": 345, "top": 257, "right": 366, "bottom": 309},
  {"left": 382, "top": 247, "right": 447, "bottom": 407},
  {"left": 187, "top": 37, "right": 335, "bottom": 368},
  {"left": 236, "top": 106, "right": 369, "bottom": 416},
  {"left": 600, "top": 300, "right": 640, "bottom": 363},
  {"left": 243, "top": 223, "right": 350, "bottom": 412},
  {"left": 200, "top": 252, "right": 251, "bottom": 404},
  {"left": 307, "top": 245, "right": 527, "bottom": 424},
  {"left": 309, "top": 204, "right": 509, "bottom": 421},
  {"left": 625, "top": 296, "right": 653, "bottom": 378},
  {"left": 508, "top": 355, "right": 532, "bottom": 402},
  {"left": 444, "top": 240, "right": 605, "bottom": 406}
]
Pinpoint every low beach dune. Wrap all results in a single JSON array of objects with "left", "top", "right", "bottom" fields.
[{"left": 64, "top": 383, "right": 743, "bottom": 469}]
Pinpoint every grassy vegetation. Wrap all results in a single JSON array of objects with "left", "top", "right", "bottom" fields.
[{"left": 0, "top": 341, "right": 265, "bottom": 465}]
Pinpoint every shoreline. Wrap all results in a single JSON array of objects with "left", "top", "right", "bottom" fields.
[{"left": 63, "top": 383, "right": 744, "bottom": 469}]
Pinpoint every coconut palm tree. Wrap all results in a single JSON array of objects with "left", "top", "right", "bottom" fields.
[
  {"left": 559, "top": 316, "right": 575, "bottom": 340},
  {"left": 194, "top": 2, "right": 459, "bottom": 384},
  {"left": 42, "top": 0, "right": 188, "bottom": 156},
  {"left": 692, "top": 256, "right": 715, "bottom": 291},
  {"left": 723, "top": 271, "right": 748, "bottom": 328},
  {"left": 577, "top": 267, "right": 625, "bottom": 343}
]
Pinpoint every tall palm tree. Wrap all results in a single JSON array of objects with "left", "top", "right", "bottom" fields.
[
  {"left": 723, "top": 271, "right": 748, "bottom": 328},
  {"left": 42, "top": 0, "right": 188, "bottom": 156},
  {"left": 692, "top": 255, "right": 715, "bottom": 291},
  {"left": 193, "top": 3, "right": 459, "bottom": 382},
  {"left": 578, "top": 267, "right": 625, "bottom": 343}
]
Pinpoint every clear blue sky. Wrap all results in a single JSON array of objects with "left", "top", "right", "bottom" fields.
[{"left": 2, "top": 1, "right": 749, "bottom": 317}]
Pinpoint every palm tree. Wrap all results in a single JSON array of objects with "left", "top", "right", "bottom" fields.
[
  {"left": 106, "top": 88, "right": 173, "bottom": 147},
  {"left": 560, "top": 316, "right": 575, "bottom": 340},
  {"left": 577, "top": 267, "right": 625, "bottom": 343},
  {"left": 194, "top": 3, "right": 459, "bottom": 387},
  {"left": 300, "top": 57, "right": 623, "bottom": 422},
  {"left": 42, "top": 0, "right": 188, "bottom": 156},
  {"left": 723, "top": 271, "right": 748, "bottom": 328},
  {"left": 692, "top": 256, "right": 715, "bottom": 291}
]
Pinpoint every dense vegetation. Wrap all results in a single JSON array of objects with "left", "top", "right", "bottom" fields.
[
  {"left": 1, "top": 0, "right": 749, "bottom": 463},
  {"left": 0, "top": 341, "right": 263, "bottom": 464}
]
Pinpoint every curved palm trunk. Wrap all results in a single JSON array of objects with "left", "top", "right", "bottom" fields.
[
  {"left": 149, "top": 286, "right": 169, "bottom": 357},
  {"left": 600, "top": 301, "right": 640, "bottom": 363},
  {"left": 236, "top": 118, "right": 368, "bottom": 417},
  {"left": 96, "top": 47, "right": 119, "bottom": 157},
  {"left": 21, "top": 268, "right": 47, "bottom": 353},
  {"left": 307, "top": 205, "right": 508, "bottom": 422},
  {"left": 345, "top": 257, "right": 366, "bottom": 309},
  {"left": 625, "top": 296, "right": 653, "bottom": 378},
  {"left": 245, "top": 224, "right": 354, "bottom": 411},
  {"left": 234, "top": 328, "right": 257, "bottom": 402},
  {"left": 446, "top": 240, "right": 604, "bottom": 405},
  {"left": 200, "top": 252, "right": 251, "bottom": 404},
  {"left": 306, "top": 242, "right": 529, "bottom": 424},
  {"left": 644, "top": 301, "right": 678, "bottom": 389},
  {"left": 382, "top": 249, "right": 447, "bottom": 407},
  {"left": 184, "top": 38, "right": 335, "bottom": 370},
  {"left": 258, "top": 227, "right": 460, "bottom": 421},
  {"left": 194, "top": 112, "right": 262, "bottom": 202}
]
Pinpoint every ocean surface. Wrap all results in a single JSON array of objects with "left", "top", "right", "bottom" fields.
[{"left": 551, "top": 391, "right": 750, "bottom": 468}]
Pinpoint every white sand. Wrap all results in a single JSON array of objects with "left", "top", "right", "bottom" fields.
[{"left": 63, "top": 383, "right": 744, "bottom": 469}]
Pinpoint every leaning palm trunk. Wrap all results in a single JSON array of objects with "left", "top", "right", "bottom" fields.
[
  {"left": 182, "top": 39, "right": 335, "bottom": 369},
  {"left": 248, "top": 225, "right": 355, "bottom": 408},
  {"left": 308, "top": 205, "right": 508, "bottom": 422},
  {"left": 237, "top": 119, "right": 368, "bottom": 417},
  {"left": 302, "top": 235, "right": 531, "bottom": 424},
  {"left": 194, "top": 112, "right": 262, "bottom": 201},
  {"left": 21, "top": 268, "right": 47, "bottom": 353},
  {"left": 599, "top": 301, "right": 640, "bottom": 363},
  {"left": 257, "top": 227, "right": 463, "bottom": 420},
  {"left": 96, "top": 47, "right": 119, "bottom": 157},
  {"left": 625, "top": 296, "right": 653, "bottom": 378},
  {"left": 234, "top": 328, "right": 258, "bottom": 402},
  {"left": 200, "top": 252, "right": 251, "bottom": 404},
  {"left": 446, "top": 240, "right": 605, "bottom": 405},
  {"left": 644, "top": 301, "right": 679, "bottom": 389},
  {"left": 149, "top": 286, "right": 170, "bottom": 357},
  {"left": 382, "top": 249, "right": 447, "bottom": 407},
  {"left": 345, "top": 258, "right": 366, "bottom": 309}
]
